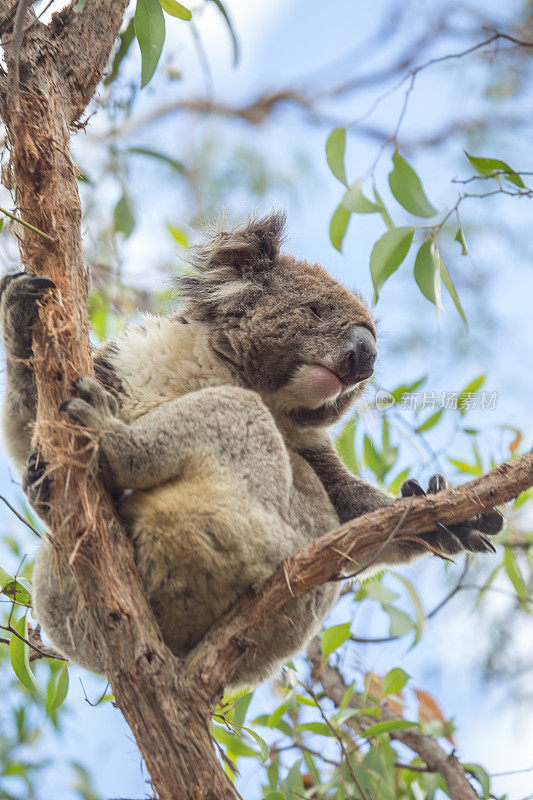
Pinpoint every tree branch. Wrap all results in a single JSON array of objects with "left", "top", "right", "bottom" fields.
[
  {"left": 188, "top": 450, "right": 533, "bottom": 699},
  {"left": 306, "top": 639, "right": 479, "bottom": 800}
]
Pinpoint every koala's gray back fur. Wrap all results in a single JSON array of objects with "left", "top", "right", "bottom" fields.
[
  {"left": 3, "top": 213, "right": 501, "bottom": 690},
  {"left": 33, "top": 374, "right": 341, "bottom": 688}
]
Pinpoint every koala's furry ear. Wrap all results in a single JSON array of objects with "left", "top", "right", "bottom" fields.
[{"left": 177, "top": 212, "right": 286, "bottom": 314}]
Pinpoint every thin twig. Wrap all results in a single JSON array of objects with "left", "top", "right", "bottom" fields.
[
  {"left": 0, "top": 621, "right": 65, "bottom": 659},
  {"left": 395, "top": 762, "right": 433, "bottom": 773},
  {"left": 0, "top": 493, "right": 41, "bottom": 537},
  {"left": 7, "top": 553, "right": 26, "bottom": 629},
  {"left": 302, "top": 681, "right": 372, "bottom": 800},
  {"left": 0, "top": 205, "right": 54, "bottom": 241}
]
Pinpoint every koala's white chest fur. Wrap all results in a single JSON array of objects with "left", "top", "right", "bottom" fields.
[{"left": 110, "top": 315, "right": 235, "bottom": 422}]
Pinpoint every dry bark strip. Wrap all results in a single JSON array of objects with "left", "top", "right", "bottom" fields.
[
  {"left": 0, "top": 3, "right": 532, "bottom": 799},
  {"left": 306, "top": 639, "right": 479, "bottom": 800}
]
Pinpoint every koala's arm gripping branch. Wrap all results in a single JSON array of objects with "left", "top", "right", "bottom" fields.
[{"left": 188, "top": 448, "right": 533, "bottom": 699}]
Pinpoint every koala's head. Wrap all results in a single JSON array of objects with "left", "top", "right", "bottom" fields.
[{"left": 178, "top": 212, "right": 376, "bottom": 427}]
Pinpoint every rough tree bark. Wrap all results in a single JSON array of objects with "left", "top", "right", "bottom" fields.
[{"left": 0, "top": 3, "right": 532, "bottom": 800}]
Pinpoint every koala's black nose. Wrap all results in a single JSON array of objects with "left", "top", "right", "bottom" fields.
[{"left": 337, "top": 326, "right": 377, "bottom": 381}]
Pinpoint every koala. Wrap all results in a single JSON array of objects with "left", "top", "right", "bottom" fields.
[{"left": 0, "top": 213, "right": 502, "bottom": 689}]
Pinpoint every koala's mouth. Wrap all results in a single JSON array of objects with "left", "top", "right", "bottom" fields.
[{"left": 315, "top": 363, "right": 374, "bottom": 391}]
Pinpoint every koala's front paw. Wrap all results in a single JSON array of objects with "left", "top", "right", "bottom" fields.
[
  {"left": 22, "top": 449, "right": 51, "bottom": 523},
  {"left": 59, "top": 377, "right": 119, "bottom": 430},
  {"left": 60, "top": 378, "right": 126, "bottom": 493},
  {"left": 0, "top": 272, "right": 55, "bottom": 357},
  {"left": 401, "top": 474, "right": 503, "bottom": 556}
]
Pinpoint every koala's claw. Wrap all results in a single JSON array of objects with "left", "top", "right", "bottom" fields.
[
  {"left": 0, "top": 271, "right": 55, "bottom": 299},
  {"left": 400, "top": 473, "right": 503, "bottom": 556},
  {"left": 22, "top": 449, "right": 51, "bottom": 520},
  {"left": 427, "top": 473, "right": 446, "bottom": 494},
  {"left": 0, "top": 272, "right": 56, "bottom": 357},
  {"left": 72, "top": 376, "right": 119, "bottom": 417},
  {"left": 401, "top": 478, "right": 427, "bottom": 497},
  {"left": 60, "top": 376, "right": 118, "bottom": 430}
]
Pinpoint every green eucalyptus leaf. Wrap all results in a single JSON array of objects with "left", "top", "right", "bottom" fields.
[
  {"left": 448, "top": 457, "right": 482, "bottom": 477},
  {"left": 440, "top": 261, "right": 467, "bottom": 328},
  {"left": 395, "top": 574, "right": 426, "bottom": 645},
  {"left": 50, "top": 663, "right": 69, "bottom": 710},
  {"left": 342, "top": 179, "right": 378, "bottom": 214},
  {"left": 326, "top": 127, "right": 347, "bottom": 186},
  {"left": 253, "top": 713, "right": 293, "bottom": 738},
  {"left": 211, "top": 726, "right": 258, "bottom": 758},
  {"left": 382, "top": 668, "right": 409, "bottom": 696},
  {"left": 504, "top": 547, "right": 529, "bottom": 603},
  {"left": 370, "top": 226, "right": 414, "bottom": 300},
  {"left": 135, "top": 0, "right": 166, "bottom": 88},
  {"left": 373, "top": 186, "right": 394, "bottom": 229},
  {"left": 365, "top": 579, "right": 399, "bottom": 605},
  {"left": 160, "top": 0, "right": 191, "bottom": 19},
  {"left": 363, "top": 434, "right": 385, "bottom": 480},
  {"left": 391, "top": 376, "right": 426, "bottom": 403},
  {"left": 388, "top": 152, "right": 438, "bottom": 218},
  {"left": 10, "top": 615, "right": 44, "bottom": 697},
  {"left": 335, "top": 420, "right": 358, "bottom": 474},
  {"left": 1, "top": 577, "right": 32, "bottom": 607},
  {"left": 458, "top": 374, "right": 486, "bottom": 415},
  {"left": 231, "top": 691, "right": 253, "bottom": 726},
  {"left": 0, "top": 566, "right": 13, "bottom": 587},
  {"left": 297, "top": 721, "right": 334, "bottom": 737},
  {"left": 104, "top": 18, "right": 135, "bottom": 85},
  {"left": 416, "top": 408, "right": 443, "bottom": 432},
  {"left": 329, "top": 202, "right": 350, "bottom": 252},
  {"left": 454, "top": 223, "right": 468, "bottom": 255},
  {"left": 388, "top": 467, "right": 409, "bottom": 496},
  {"left": 267, "top": 703, "right": 286, "bottom": 728},
  {"left": 114, "top": 190, "right": 135, "bottom": 238},
  {"left": 465, "top": 152, "right": 525, "bottom": 188},
  {"left": 321, "top": 622, "right": 351, "bottom": 656},
  {"left": 243, "top": 727, "right": 269, "bottom": 762},
  {"left": 340, "top": 681, "right": 356, "bottom": 710},
  {"left": 385, "top": 605, "right": 413, "bottom": 637},
  {"left": 414, "top": 239, "right": 441, "bottom": 308}
]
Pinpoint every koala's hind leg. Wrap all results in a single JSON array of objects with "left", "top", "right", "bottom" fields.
[
  {"left": 60, "top": 379, "right": 293, "bottom": 513},
  {"left": 0, "top": 273, "right": 55, "bottom": 472}
]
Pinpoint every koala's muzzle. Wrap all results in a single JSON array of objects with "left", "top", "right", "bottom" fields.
[{"left": 336, "top": 326, "right": 377, "bottom": 385}]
